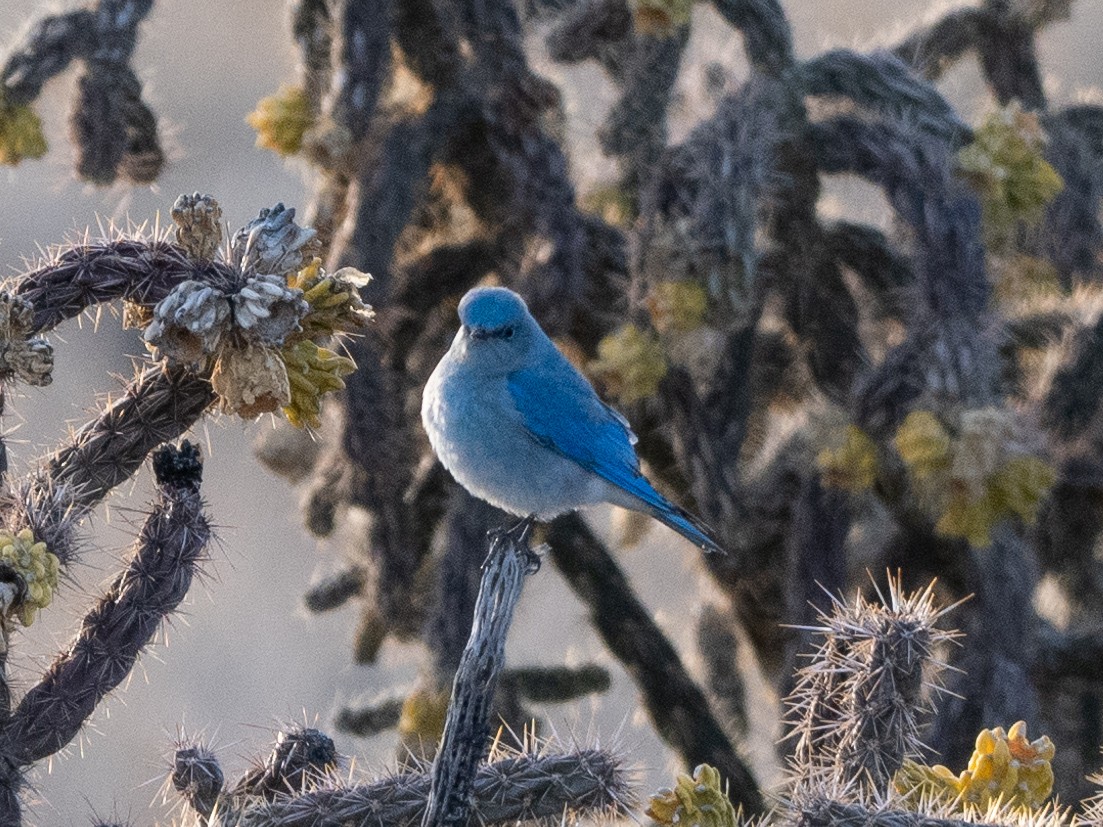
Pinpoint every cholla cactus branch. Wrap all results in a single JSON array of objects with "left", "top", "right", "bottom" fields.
[
  {"left": 1042, "top": 312, "right": 1103, "bottom": 441},
  {"left": 1041, "top": 107, "right": 1103, "bottom": 285},
  {"left": 697, "top": 603, "right": 750, "bottom": 739},
  {"left": 1, "top": 0, "right": 162, "bottom": 182},
  {"left": 709, "top": 0, "right": 794, "bottom": 74},
  {"left": 302, "top": 566, "right": 366, "bottom": 613},
  {"left": 544, "top": 0, "right": 632, "bottom": 65},
  {"left": 39, "top": 366, "right": 215, "bottom": 523},
  {"left": 334, "top": 695, "right": 405, "bottom": 737},
  {"left": 231, "top": 728, "right": 337, "bottom": 801},
  {"left": 799, "top": 50, "right": 970, "bottom": 142},
  {"left": 790, "top": 797, "right": 1068, "bottom": 827},
  {"left": 421, "top": 523, "right": 537, "bottom": 827},
  {"left": 599, "top": 29, "right": 689, "bottom": 202},
  {"left": 13, "top": 238, "right": 238, "bottom": 334},
  {"left": 217, "top": 747, "right": 632, "bottom": 826},
  {"left": 823, "top": 222, "right": 914, "bottom": 318},
  {"left": 331, "top": 0, "right": 391, "bottom": 142},
  {"left": 808, "top": 116, "right": 988, "bottom": 324},
  {"left": 893, "top": 1, "right": 1068, "bottom": 109},
  {"left": 547, "top": 513, "right": 763, "bottom": 813},
  {"left": 500, "top": 664, "right": 612, "bottom": 703},
  {"left": 173, "top": 742, "right": 225, "bottom": 823},
  {"left": 0, "top": 441, "right": 208, "bottom": 773},
  {"left": 292, "top": 0, "right": 333, "bottom": 108}
]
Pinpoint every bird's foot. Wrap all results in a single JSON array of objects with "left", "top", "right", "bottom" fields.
[{"left": 486, "top": 515, "right": 542, "bottom": 573}]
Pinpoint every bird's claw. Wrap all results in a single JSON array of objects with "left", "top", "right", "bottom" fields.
[{"left": 485, "top": 515, "right": 542, "bottom": 573}]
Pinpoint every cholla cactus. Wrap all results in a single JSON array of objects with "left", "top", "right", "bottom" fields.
[{"left": 785, "top": 577, "right": 959, "bottom": 794}]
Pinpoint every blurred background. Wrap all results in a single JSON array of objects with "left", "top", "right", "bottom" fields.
[{"left": 0, "top": 1, "right": 1101, "bottom": 823}]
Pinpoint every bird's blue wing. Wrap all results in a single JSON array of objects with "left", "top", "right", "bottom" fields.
[
  {"left": 506, "top": 362, "right": 659, "bottom": 507},
  {"left": 507, "top": 357, "right": 726, "bottom": 554}
]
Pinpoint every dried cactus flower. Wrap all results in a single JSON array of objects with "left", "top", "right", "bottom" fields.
[
  {"left": 817, "top": 423, "right": 879, "bottom": 492},
  {"left": 957, "top": 105, "right": 1064, "bottom": 248},
  {"left": 232, "top": 274, "right": 309, "bottom": 345},
  {"left": 646, "top": 280, "right": 709, "bottom": 335},
  {"left": 211, "top": 343, "right": 291, "bottom": 419},
  {"left": 590, "top": 323, "right": 668, "bottom": 403},
  {"left": 0, "top": 292, "right": 53, "bottom": 386},
  {"left": 171, "top": 193, "right": 224, "bottom": 261},
  {"left": 895, "top": 722, "right": 1054, "bottom": 812},
  {"left": 632, "top": 0, "right": 692, "bottom": 35},
  {"left": 231, "top": 203, "right": 320, "bottom": 277},
  {"left": 145, "top": 280, "right": 231, "bottom": 365},
  {"left": 281, "top": 340, "right": 356, "bottom": 428},
  {"left": 647, "top": 764, "right": 737, "bottom": 827},
  {"left": 289, "top": 259, "right": 374, "bottom": 339},
  {"left": 0, "top": 528, "right": 60, "bottom": 626},
  {"left": 0, "top": 94, "right": 47, "bottom": 165},
  {"left": 246, "top": 84, "right": 314, "bottom": 156}
]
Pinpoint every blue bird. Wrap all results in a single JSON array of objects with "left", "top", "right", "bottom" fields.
[{"left": 421, "top": 286, "right": 724, "bottom": 554}]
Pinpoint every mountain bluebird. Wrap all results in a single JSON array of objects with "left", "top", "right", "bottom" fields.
[{"left": 421, "top": 286, "right": 724, "bottom": 554}]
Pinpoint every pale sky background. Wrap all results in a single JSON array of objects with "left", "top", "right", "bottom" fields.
[{"left": 0, "top": 1, "right": 1101, "bottom": 824}]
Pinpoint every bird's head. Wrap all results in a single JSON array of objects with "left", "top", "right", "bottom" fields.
[{"left": 455, "top": 286, "right": 537, "bottom": 372}]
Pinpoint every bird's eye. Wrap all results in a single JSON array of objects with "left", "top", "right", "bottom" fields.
[{"left": 503, "top": 326, "right": 514, "bottom": 340}]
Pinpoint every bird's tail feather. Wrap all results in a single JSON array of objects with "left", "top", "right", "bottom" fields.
[{"left": 649, "top": 502, "right": 726, "bottom": 555}]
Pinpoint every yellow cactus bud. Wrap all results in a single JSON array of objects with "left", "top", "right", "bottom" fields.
[
  {"left": 894, "top": 758, "right": 962, "bottom": 808},
  {"left": 646, "top": 280, "right": 709, "bottom": 334},
  {"left": 895, "top": 723, "right": 1054, "bottom": 813},
  {"left": 817, "top": 424, "right": 879, "bottom": 492},
  {"left": 590, "top": 323, "right": 668, "bottom": 403},
  {"left": 398, "top": 686, "right": 451, "bottom": 745},
  {"left": 647, "top": 764, "right": 737, "bottom": 827},
  {"left": 246, "top": 84, "right": 314, "bottom": 156},
  {"left": 894, "top": 411, "right": 952, "bottom": 481},
  {"left": 0, "top": 527, "right": 60, "bottom": 627},
  {"left": 989, "top": 456, "right": 1056, "bottom": 525},
  {"left": 958, "top": 105, "right": 1064, "bottom": 249},
  {"left": 288, "top": 259, "right": 374, "bottom": 340},
  {"left": 935, "top": 488, "right": 1002, "bottom": 548},
  {"left": 0, "top": 95, "right": 47, "bottom": 166},
  {"left": 281, "top": 339, "right": 357, "bottom": 428}
]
